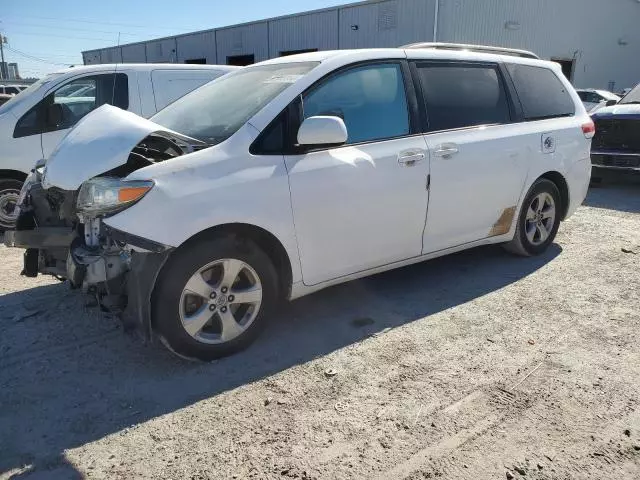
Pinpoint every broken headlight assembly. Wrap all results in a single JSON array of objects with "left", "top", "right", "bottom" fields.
[{"left": 77, "top": 177, "right": 154, "bottom": 216}]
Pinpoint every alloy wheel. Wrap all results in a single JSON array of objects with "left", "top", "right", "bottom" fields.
[
  {"left": 178, "top": 258, "right": 263, "bottom": 344},
  {"left": 525, "top": 192, "right": 556, "bottom": 246}
]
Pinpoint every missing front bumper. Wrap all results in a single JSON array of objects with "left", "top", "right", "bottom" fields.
[
  {"left": 3, "top": 227, "right": 76, "bottom": 249},
  {"left": 121, "top": 249, "right": 172, "bottom": 339}
]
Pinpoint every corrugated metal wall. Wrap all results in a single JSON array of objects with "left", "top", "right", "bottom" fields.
[
  {"left": 82, "top": 0, "right": 640, "bottom": 89},
  {"left": 269, "top": 10, "right": 339, "bottom": 57},
  {"left": 83, "top": 51, "right": 101, "bottom": 65},
  {"left": 121, "top": 43, "right": 146, "bottom": 63},
  {"left": 176, "top": 31, "right": 217, "bottom": 63},
  {"left": 216, "top": 22, "right": 269, "bottom": 63},
  {"left": 145, "top": 38, "right": 178, "bottom": 63},
  {"left": 339, "top": 0, "right": 435, "bottom": 49},
  {"left": 436, "top": 0, "right": 640, "bottom": 89},
  {"left": 101, "top": 47, "right": 123, "bottom": 64}
]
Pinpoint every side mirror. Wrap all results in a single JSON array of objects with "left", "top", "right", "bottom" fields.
[
  {"left": 297, "top": 116, "right": 348, "bottom": 147},
  {"left": 605, "top": 99, "right": 617, "bottom": 107},
  {"left": 46, "top": 103, "right": 64, "bottom": 127}
]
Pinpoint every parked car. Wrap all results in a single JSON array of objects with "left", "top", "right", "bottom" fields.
[
  {"left": 0, "top": 63, "right": 238, "bottom": 231},
  {"left": 576, "top": 89, "right": 620, "bottom": 113},
  {"left": 0, "top": 85, "right": 24, "bottom": 96},
  {"left": 5, "top": 46, "right": 593, "bottom": 360},
  {"left": 590, "top": 82, "right": 640, "bottom": 180}
]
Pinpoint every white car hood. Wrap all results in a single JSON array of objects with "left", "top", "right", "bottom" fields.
[{"left": 42, "top": 104, "right": 203, "bottom": 191}]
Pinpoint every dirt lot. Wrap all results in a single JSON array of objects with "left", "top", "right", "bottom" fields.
[{"left": 1, "top": 182, "right": 639, "bottom": 480}]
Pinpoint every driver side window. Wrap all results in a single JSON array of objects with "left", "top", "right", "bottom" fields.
[
  {"left": 51, "top": 78, "right": 98, "bottom": 130},
  {"left": 302, "top": 63, "right": 410, "bottom": 145},
  {"left": 13, "top": 73, "right": 129, "bottom": 138}
]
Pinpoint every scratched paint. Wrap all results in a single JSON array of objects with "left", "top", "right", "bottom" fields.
[{"left": 489, "top": 206, "right": 516, "bottom": 237}]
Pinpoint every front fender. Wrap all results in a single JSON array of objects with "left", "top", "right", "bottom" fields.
[{"left": 103, "top": 151, "right": 302, "bottom": 285}]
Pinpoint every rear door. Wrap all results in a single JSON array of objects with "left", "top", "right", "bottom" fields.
[{"left": 412, "top": 61, "right": 530, "bottom": 253}]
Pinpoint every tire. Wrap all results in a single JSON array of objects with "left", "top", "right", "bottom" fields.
[
  {"left": 153, "top": 234, "right": 279, "bottom": 361},
  {"left": 0, "top": 179, "right": 23, "bottom": 232},
  {"left": 504, "top": 178, "right": 562, "bottom": 257}
]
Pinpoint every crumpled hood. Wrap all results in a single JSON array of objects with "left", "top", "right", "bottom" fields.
[
  {"left": 42, "top": 104, "right": 204, "bottom": 191},
  {"left": 591, "top": 103, "right": 640, "bottom": 120}
]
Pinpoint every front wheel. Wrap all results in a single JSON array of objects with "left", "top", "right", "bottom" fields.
[
  {"left": 504, "top": 178, "right": 562, "bottom": 256},
  {"left": 0, "top": 179, "right": 23, "bottom": 232},
  {"left": 153, "top": 234, "right": 279, "bottom": 361}
]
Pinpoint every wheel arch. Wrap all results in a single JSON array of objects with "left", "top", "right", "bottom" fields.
[
  {"left": 174, "top": 222, "right": 294, "bottom": 301},
  {"left": 0, "top": 169, "right": 28, "bottom": 183},
  {"left": 538, "top": 171, "right": 569, "bottom": 220}
]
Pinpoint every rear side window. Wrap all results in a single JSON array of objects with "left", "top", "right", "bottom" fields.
[
  {"left": 415, "top": 64, "right": 511, "bottom": 132},
  {"left": 506, "top": 64, "right": 575, "bottom": 120}
]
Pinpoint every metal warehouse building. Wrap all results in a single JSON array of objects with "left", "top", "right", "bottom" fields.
[{"left": 82, "top": 0, "right": 640, "bottom": 91}]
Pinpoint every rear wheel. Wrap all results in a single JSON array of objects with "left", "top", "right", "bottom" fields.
[
  {"left": 505, "top": 179, "right": 562, "bottom": 256},
  {"left": 0, "top": 179, "right": 22, "bottom": 232},
  {"left": 153, "top": 234, "right": 279, "bottom": 361}
]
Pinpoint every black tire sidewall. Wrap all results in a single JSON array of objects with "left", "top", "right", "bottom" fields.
[
  {"left": 0, "top": 179, "right": 23, "bottom": 231},
  {"left": 516, "top": 179, "right": 562, "bottom": 256},
  {"left": 152, "top": 235, "right": 279, "bottom": 361}
]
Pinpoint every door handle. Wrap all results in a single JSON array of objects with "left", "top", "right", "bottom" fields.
[
  {"left": 398, "top": 150, "right": 425, "bottom": 167},
  {"left": 434, "top": 143, "right": 459, "bottom": 158}
]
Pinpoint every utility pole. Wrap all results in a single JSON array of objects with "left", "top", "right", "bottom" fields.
[{"left": 0, "top": 33, "right": 6, "bottom": 80}]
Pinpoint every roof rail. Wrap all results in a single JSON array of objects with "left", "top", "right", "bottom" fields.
[{"left": 402, "top": 42, "right": 540, "bottom": 59}]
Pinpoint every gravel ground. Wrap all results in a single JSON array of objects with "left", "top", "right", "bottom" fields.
[{"left": 1, "top": 182, "right": 639, "bottom": 480}]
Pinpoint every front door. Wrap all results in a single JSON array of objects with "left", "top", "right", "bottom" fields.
[
  {"left": 41, "top": 73, "right": 129, "bottom": 158},
  {"left": 412, "top": 62, "right": 530, "bottom": 253},
  {"left": 284, "top": 62, "right": 430, "bottom": 286}
]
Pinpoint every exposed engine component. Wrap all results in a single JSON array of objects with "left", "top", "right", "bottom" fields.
[{"left": 8, "top": 132, "right": 188, "bottom": 296}]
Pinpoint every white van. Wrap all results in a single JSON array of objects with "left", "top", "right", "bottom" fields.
[
  {"left": 7, "top": 46, "right": 593, "bottom": 360},
  {"left": 0, "top": 63, "right": 238, "bottom": 230}
]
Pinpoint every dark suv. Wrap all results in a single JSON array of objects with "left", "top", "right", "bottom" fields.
[{"left": 590, "top": 83, "right": 640, "bottom": 179}]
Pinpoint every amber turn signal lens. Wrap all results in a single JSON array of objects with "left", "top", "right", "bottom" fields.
[{"left": 118, "top": 186, "right": 152, "bottom": 203}]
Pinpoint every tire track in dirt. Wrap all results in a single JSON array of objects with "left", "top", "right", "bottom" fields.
[{"left": 375, "top": 386, "right": 534, "bottom": 480}]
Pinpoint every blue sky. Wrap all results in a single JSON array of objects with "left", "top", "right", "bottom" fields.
[{"left": 1, "top": 0, "right": 345, "bottom": 79}]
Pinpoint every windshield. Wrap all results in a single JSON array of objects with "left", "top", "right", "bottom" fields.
[
  {"left": 0, "top": 73, "right": 63, "bottom": 115},
  {"left": 619, "top": 84, "right": 640, "bottom": 105},
  {"left": 151, "top": 62, "right": 318, "bottom": 144}
]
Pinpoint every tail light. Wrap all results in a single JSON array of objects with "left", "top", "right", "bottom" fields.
[{"left": 582, "top": 121, "right": 596, "bottom": 139}]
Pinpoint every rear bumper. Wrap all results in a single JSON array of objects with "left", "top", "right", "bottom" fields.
[{"left": 565, "top": 158, "right": 592, "bottom": 219}]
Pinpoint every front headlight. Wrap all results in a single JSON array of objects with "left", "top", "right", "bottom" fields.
[{"left": 77, "top": 177, "right": 154, "bottom": 215}]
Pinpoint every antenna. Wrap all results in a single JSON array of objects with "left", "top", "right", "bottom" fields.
[{"left": 111, "top": 31, "right": 121, "bottom": 107}]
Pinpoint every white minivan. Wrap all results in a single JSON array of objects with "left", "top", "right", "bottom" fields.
[
  {"left": 0, "top": 63, "right": 237, "bottom": 230},
  {"left": 7, "top": 45, "right": 594, "bottom": 360}
]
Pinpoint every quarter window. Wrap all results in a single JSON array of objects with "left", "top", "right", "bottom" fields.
[
  {"left": 415, "top": 64, "right": 511, "bottom": 132},
  {"left": 302, "top": 63, "right": 410, "bottom": 144},
  {"left": 506, "top": 64, "right": 575, "bottom": 120}
]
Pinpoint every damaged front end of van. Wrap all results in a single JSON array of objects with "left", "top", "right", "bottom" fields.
[{"left": 4, "top": 105, "right": 207, "bottom": 336}]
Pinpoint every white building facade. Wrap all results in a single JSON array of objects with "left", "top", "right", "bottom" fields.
[{"left": 82, "top": 0, "right": 640, "bottom": 90}]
